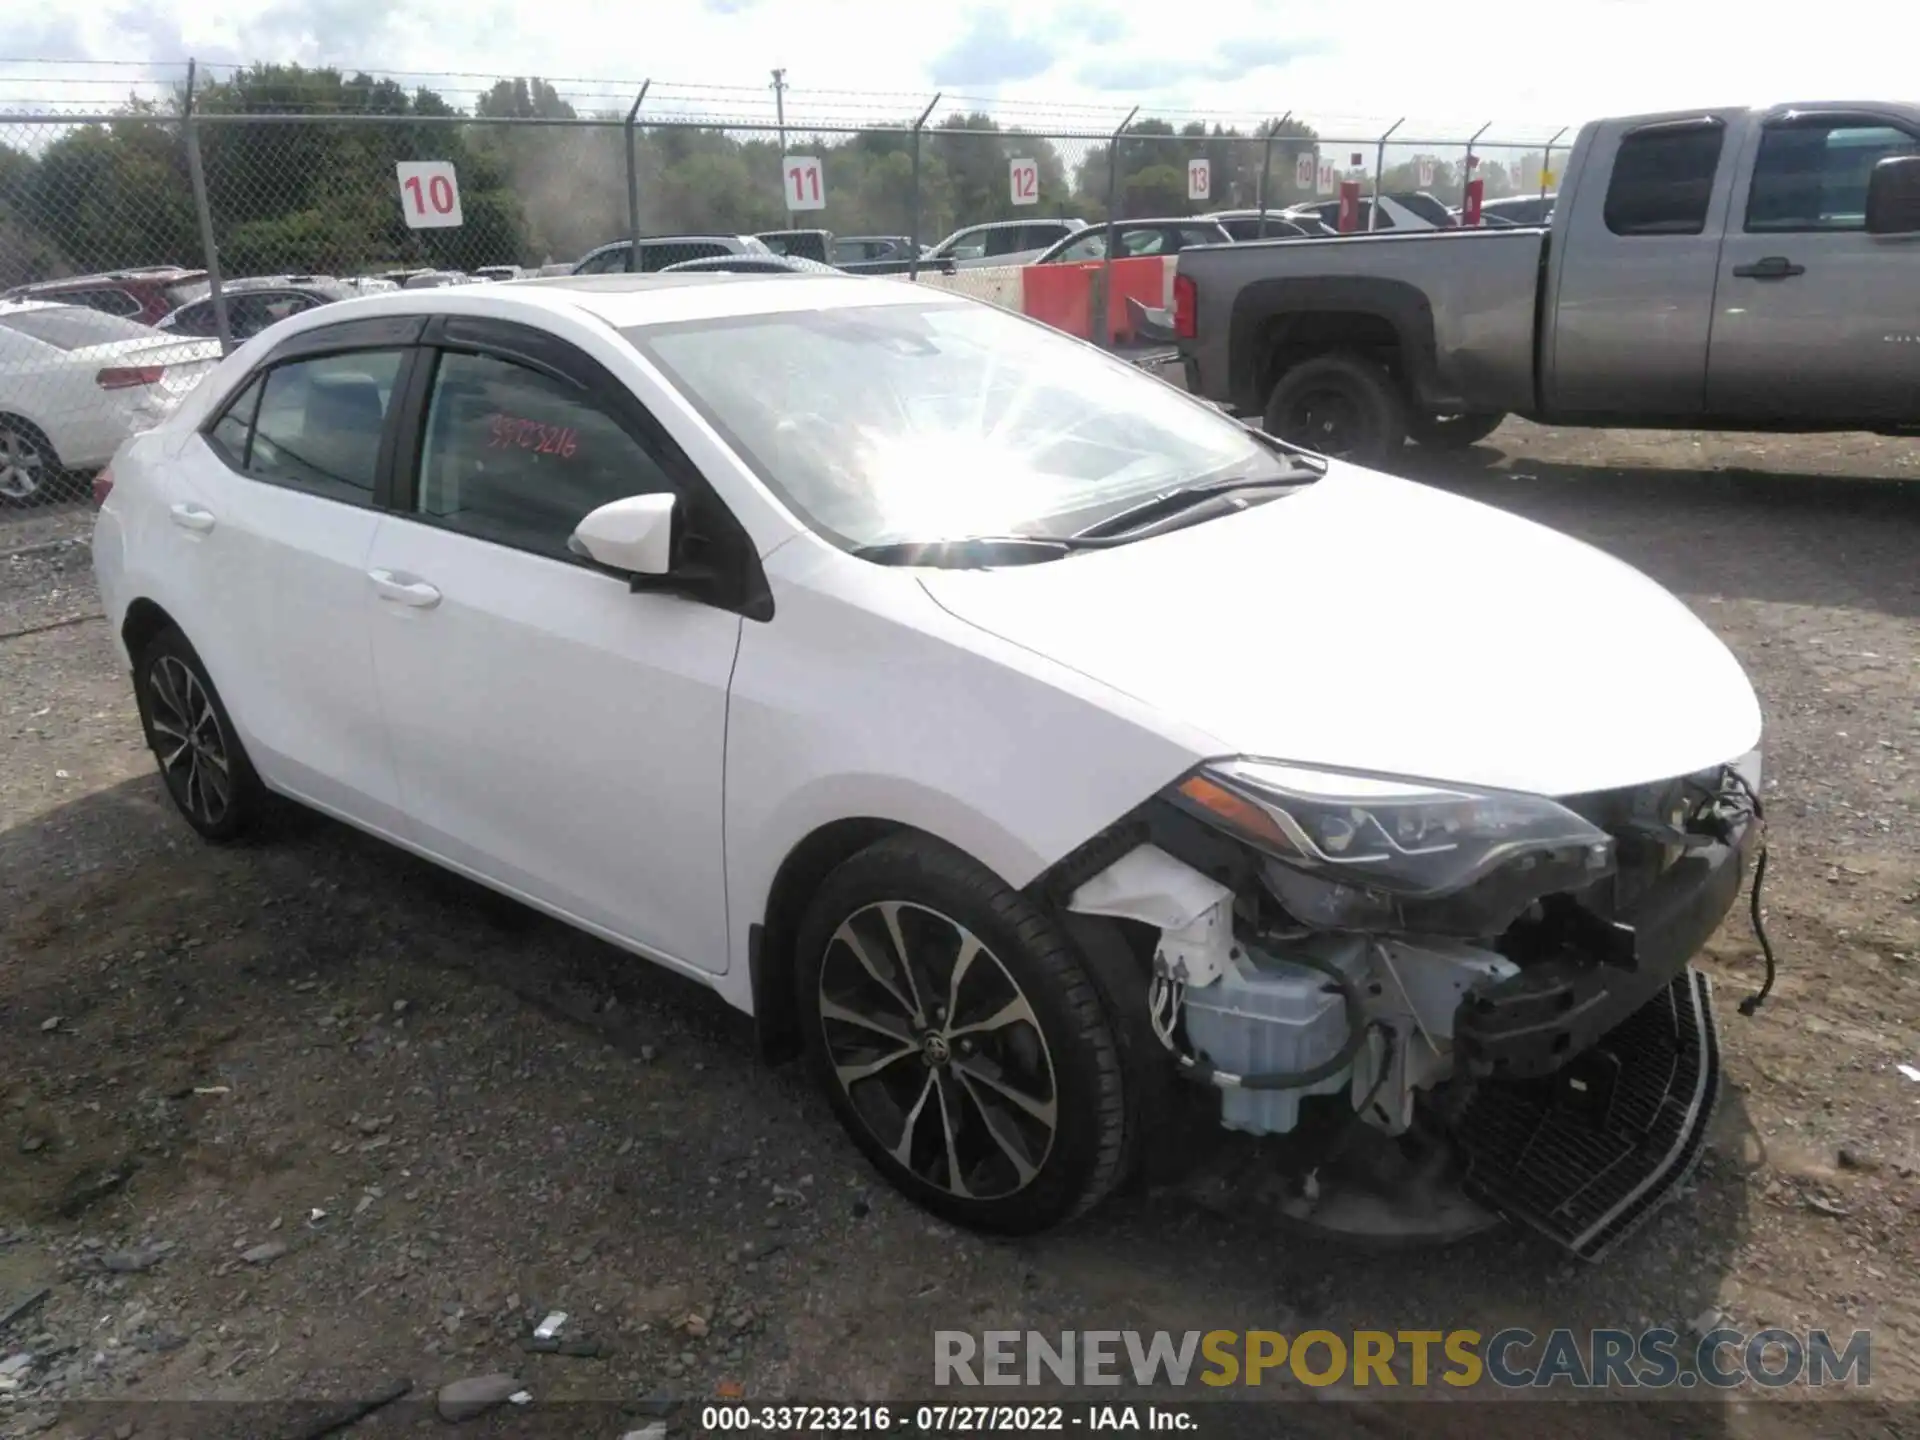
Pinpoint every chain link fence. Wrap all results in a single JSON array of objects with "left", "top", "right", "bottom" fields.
[{"left": 0, "top": 64, "right": 1575, "bottom": 512}]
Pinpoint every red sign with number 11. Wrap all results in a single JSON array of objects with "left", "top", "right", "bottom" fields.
[{"left": 782, "top": 155, "right": 825, "bottom": 211}]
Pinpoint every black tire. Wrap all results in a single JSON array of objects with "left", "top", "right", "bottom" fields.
[
  {"left": 133, "top": 625, "right": 268, "bottom": 842},
  {"left": 1263, "top": 352, "right": 1409, "bottom": 466},
  {"left": 0, "top": 417, "right": 64, "bottom": 508},
  {"left": 794, "top": 833, "right": 1128, "bottom": 1234},
  {"left": 1408, "top": 412, "right": 1507, "bottom": 449}
]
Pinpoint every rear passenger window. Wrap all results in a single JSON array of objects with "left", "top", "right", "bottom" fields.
[
  {"left": 1605, "top": 124, "right": 1725, "bottom": 235},
  {"left": 412, "top": 350, "right": 679, "bottom": 559},
  {"left": 67, "top": 288, "right": 141, "bottom": 318},
  {"left": 206, "top": 376, "right": 263, "bottom": 467},
  {"left": 245, "top": 351, "right": 404, "bottom": 504},
  {"left": 578, "top": 247, "right": 628, "bottom": 275}
]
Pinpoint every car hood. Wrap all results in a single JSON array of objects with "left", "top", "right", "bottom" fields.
[{"left": 917, "top": 464, "right": 1762, "bottom": 799}]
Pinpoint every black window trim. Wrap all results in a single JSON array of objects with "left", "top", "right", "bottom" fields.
[
  {"left": 1603, "top": 115, "right": 1729, "bottom": 238},
  {"left": 1742, "top": 111, "right": 1920, "bottom": 235},
  {"left": 388, "top": 314, "right": 772, "bottom": 621},
  {"left": 195, "top": 317, "right": 428, "bottom": 509}
]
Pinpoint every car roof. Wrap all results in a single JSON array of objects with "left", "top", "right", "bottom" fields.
[
  {"left": 0, "top": 299, "right": 72, "bottom": 316},
  {"left": 251, "top": 273, "right": 940, "bottom": 341},
  {"left": 949, "top": 218, "right": 1076, "bottom": 233}
]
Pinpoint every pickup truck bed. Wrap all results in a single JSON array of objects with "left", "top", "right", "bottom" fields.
[{"left": 1173, "top": 100, "right": 1920, "bottom": 463}]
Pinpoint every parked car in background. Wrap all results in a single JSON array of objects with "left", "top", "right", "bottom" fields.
[
  {"left": 1283, "top": 191, "right": 1459, "bottom": 233},
  {"left": 756, "top": 230, "right": 832, "bottom": 263},
  {"left": 0, "top": 302, "right": 220, "bottom": 502},
  {"left": 1032, "top": 219, "right": 1232, "bottom": 264},
  {"left": 573, "top": 236, "right": 772, "bottom": 275},
  {"left": 3, "top": 267, "right": 209, "bottom": 328},
  {"left": 831, "top": 235, "right": 920, "bottom": 264},
  {"left": 925, "top": 219, "right": 1087, "bottom": 269},
  {"left": 341, "top": 277, "right": 400, "bottom": 295},
  {"left": 1475, "top": 193, "right": 1557, "bottom": 226},
  {"left": 660, "top": 254, "right": 847, "bottom": 276},
  {"left": 1173, "top": 101, "right": 1920, "bottom": 463},
  {"left": 158, "top": 278, "right": 359, "bottom": 342},
  {"left": 751, "top": 230, "right": 942, "bottom": 276},
  {"left": 402, "top": 271, "right": 472, "bottom": 290},
  {"left": 1201, "top": 210, "right": 1316, "bottom": 241},
  {"left": 534, "top": 263, "right": 576, "bottom": 278},
  {"left": 472, "top": 265, "right": 527, "bottom": 282}
]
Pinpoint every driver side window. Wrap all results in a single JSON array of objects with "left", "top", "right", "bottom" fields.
[{"left": 411, "top": 350, "right": 681, "bottom": 560}]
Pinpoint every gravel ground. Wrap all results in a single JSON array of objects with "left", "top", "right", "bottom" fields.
[{"left": 2, "top": 423, "right": 1917, "bottom": 1440}]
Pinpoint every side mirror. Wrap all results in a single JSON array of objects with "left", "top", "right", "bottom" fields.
[
  {"left": 1866, "top": 154, "right": 1920, "bottom": 236},
  {"left": 569, "top": 492, "right": 676, "bottom": 576}
]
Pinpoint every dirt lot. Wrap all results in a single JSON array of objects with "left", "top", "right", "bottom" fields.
[{"left": 2, "top": 422, "right": 1917, "bottom": 1440}]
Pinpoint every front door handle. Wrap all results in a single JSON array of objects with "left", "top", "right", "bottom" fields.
[
  {"left": 1731, "top": 256, "right": 1805, "bottom": 280},
  {"left": 168, "top": 502, "right": 216, "bottom": 533},
  {"left": 367, "top": 569, "right": 442, "bottom": 609}
]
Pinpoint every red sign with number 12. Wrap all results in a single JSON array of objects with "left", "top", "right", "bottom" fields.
[
  {"left": 782, "top": 155, "right": 825, "bottom": 211},
  {"left": 1010, "top": 158, "right": 1039, "bottom": 206}
]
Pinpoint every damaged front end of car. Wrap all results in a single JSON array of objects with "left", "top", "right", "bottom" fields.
[{"left": 1046, "top": 752, "right": 1771, "bottom": 1261}]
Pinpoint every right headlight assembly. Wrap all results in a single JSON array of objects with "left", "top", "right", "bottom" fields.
[{"left": 1167, "top": 758, "right": 1616, "bottom": 935}]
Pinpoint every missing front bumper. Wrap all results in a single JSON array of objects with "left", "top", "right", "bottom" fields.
[{"left": 1452, "top": 968, "right": 1721, "bottom": 1262}]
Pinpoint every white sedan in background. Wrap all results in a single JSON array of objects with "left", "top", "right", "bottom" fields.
[
  {"left": 92, "top": 275, "right": 1765, "bottom": 1256},
  {"left": 0, "top": 302, "right": 220, "bottom": 502}
]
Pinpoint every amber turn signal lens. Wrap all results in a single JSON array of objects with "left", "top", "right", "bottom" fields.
[{"left": 1176, "top": 773, "right": 1298, "bottom": 855}]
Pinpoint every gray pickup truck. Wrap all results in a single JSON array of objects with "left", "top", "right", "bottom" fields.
[{"left": 1171, "top": 102, "right": 1920, "bottom": 462}]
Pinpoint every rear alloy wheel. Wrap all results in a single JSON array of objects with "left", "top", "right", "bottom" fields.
[
  {"left": 0, "top": 421, "right": 58, "bottom": 506},
  {"left": 1408, "top": 412, "right": 1507, "bottom": 449},
  {"left": 1263, "top": 352, "right": 1409, "bottom": 466},
  {"left": 796, "top": 835, "right": 1129, "bottom": 1233},
  {"left": 134, "top": 627, "right": 267, "bottom": 842}
]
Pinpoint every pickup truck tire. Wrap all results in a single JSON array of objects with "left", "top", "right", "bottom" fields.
[
  {"left": 1263, "top": 354, "right": 1408, "bottom": 466},
  {"left": 1408, "top": 412, "right": 1507, "bottom": 449}
]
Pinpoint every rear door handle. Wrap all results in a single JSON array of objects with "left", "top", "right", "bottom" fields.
[
  {"left": 367, "top": 569, "right": 442, "bottom": 609},
  {"left": 1731, "top": 256, "right": 1805, "bottom": 280},
  {"left": 168, "top": 502, "right": 216, "bottom": 533}
]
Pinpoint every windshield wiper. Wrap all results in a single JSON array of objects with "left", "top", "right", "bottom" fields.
[
  {"left": 1071, "top": 469, "right": 1314, "bottom": 541},
  {"left": 850, "top": 534, "right": 1126, "bottom": 567}
]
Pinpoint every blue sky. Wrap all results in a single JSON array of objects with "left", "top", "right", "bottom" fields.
[{"left": 0, "top": 0, "right": 1909, "bottom": 147}]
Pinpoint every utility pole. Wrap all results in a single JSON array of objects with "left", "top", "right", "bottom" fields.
[{"left": 771, "top": 68, "right": 791, "bottom": 226}]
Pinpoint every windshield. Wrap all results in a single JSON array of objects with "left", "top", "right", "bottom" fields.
[
  {"left": 0, "top": 306, "right": 160, "bottom": 350},
  {"left": 629, "top": 300, "right": 1299, "bottom": 550}
]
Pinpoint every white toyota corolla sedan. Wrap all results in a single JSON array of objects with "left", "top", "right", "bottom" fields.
[{"left": 93, "top": 274, "right": 1769, "bottom": 1257}]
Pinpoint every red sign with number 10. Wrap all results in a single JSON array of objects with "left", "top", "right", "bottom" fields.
[
  {"left": 782, "top": 155, "right": 825, "bottom": 211},
  {"left": 395, "top": 161, "right": 463, "bottom": 230}
]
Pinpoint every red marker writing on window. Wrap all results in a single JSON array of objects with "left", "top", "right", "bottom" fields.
[{"left": 487, "top": 412, "right": 578, "bottom": 458}]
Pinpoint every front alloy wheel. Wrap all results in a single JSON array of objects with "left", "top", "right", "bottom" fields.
[
  {"left": 796, "top": 834, "right": 1129, "bottom": 1233},
  {"left": 818, "top": 901, "right": 1059, "bottom": 1201}
]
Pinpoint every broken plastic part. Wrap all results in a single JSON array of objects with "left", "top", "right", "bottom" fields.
[{"left": 1066, "top": 842, "right": 1236, "bottom": 987}]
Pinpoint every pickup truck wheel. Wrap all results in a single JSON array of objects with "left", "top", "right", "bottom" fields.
[
  {"left": 1408, "top": 412, "right": 1507, "bottom": 449},
  {"left": 1263, "top": 354, "right": 1408, "bottom": 465}
]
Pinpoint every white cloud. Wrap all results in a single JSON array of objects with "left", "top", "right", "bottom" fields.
[{"left": 0, "top": 0, "right": 1913, "bottom": 151}]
